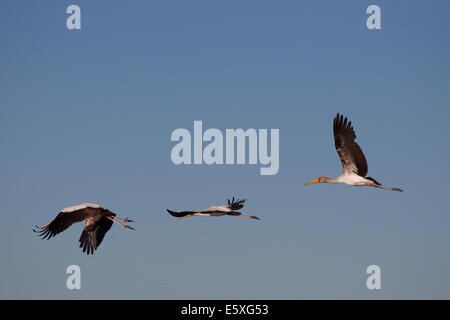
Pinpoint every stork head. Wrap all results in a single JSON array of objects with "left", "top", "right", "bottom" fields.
[{"left": 304, "top": 176, "right": 325, "bottom": 185}]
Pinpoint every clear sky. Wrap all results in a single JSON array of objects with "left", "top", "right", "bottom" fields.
[{"left": 1, "top": 0, "right": 450, "bottom": 299}]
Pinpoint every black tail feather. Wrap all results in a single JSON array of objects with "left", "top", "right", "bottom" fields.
[{"left": 366, "top": 177, "right": 382, "bottom": 185}]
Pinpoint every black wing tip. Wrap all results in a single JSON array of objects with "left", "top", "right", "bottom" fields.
[
  {"left": 334, "top": 113, "right": 350, "bottom": 126},
  {"left": 82, "top": 247, "right": 96, "bottom": 255},
  {"left": 334, "top": 113, "right": 344, "bottom": 122},
  {"left": 334, "top": 112, "right": 357, "bottom": 142},
  {"left": 79, "top": 234, "right": 97, "bottom": 255},
  {"left": 227, "top": 197, "right": 247, "bottom": 210},
  {"left": 166, "top": 209, "right": 190, "bottom": 218},
  {"left": 228, "top": 197, "right": 246, "bottom": 204},
  {"left": 33, "top": 225, "right": 54, "bottom": 240},
  {"left": 334, "top": 112, "right": 351, "bottom": 122}
]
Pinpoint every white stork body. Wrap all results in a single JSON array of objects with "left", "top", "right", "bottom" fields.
[
  {"left": 197, "top": 205, "right": 234, "bottom": 216},
  {"left": 331, "top": 172, "right": 371, "bottom": 186},
  {"left": 34, "top": 203, "right": 134, "bottom": 255},
  {"left": 61, "top": 202, "right": 100, "bottom": 213},
  {"left": 305, "top": 113, "right": 403, "bottom": 192},
  {"left": 167, "top": 198, "right": 260, "bottom": 220}
]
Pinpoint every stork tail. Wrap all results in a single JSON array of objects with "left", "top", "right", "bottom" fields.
[{"left": 366, "top": 176, "right": 382, "bottom": 185}]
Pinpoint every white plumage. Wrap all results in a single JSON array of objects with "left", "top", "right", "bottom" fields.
[
  {"left": 305, "top": 113, "right": 403, "bottom": 192},
  {"left": 167, "top": 197, "right": 260, "bottom": 220}
]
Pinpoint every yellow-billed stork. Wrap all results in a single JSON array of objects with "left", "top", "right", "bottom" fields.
[
  {"left": 33, "top": 203, "right": 134, "bottom": 255},
  {"left": 167, "top": 197, "right": 260, "bottom": 220},
  {"left": 305, "top": 113, "right": 403, "bottom": 192}
]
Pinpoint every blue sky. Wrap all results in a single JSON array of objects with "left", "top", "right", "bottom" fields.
[{"left": 1, "top": 0, "right": 450, "bottom": 299}]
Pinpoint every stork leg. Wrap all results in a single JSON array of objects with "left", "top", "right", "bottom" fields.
[
  {"left": 238, "top": 214, "right": 260, "bottom": 220},
  {"left": 102, "top": 214, "right": 135, "bottom": 230},
  {"left": 370, "top": 183, "right": 403, "bottom": 192},
  {"left": 111, "top": 216, "right": 134, "bottom": 223},
  {"left": 227, "top": 212, "right": 260, "bottom": 220}
]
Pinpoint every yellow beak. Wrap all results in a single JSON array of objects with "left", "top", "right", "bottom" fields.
[
  {"left": 178, "top": 214, "right": 193, "bottom": 220},
  {"left": 304, "top": 178, "right": 320, "bottom": 186}
]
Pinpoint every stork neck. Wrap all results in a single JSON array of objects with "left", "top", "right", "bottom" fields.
[{"left": 323, "top": 177, "right": 339, "bottom": 184}]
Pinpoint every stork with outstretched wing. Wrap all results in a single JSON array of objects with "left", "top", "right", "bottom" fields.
[
  {"left": 305, "top": 113, "right": 403, "bottom": 192},
  {"left": 34, "top": 203, "right": 134, "bottom": 255},
  {"left": 167, "top": 197, "right": 260, "bottom": 220}
]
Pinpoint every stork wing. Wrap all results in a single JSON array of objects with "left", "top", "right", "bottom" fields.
[
  {"left": 78, "top": 215, "right": 114, "bottom": 255},
  {"left": 226, "top": 197, "right": 246, "bottom": 210},
  {"left": 34, "top": 209, "right": 91, "bottom": 240},
  {"left": 33, "top": 204, "right": 104, "bottom": 240},
  {"left": 333, "top": 113, "right": 368, "bottom": 177}
]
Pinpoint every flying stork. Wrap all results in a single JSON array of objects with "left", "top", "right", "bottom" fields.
[
  {"left": 33, "top": 203, "right": 135, "bottom": 255},
  {"left": 304, "top": 113, "right": 403, "bottom": 192},
  {"left": 167, "top": 197, "right": 260, "bottom": 220}
]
